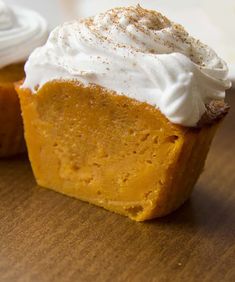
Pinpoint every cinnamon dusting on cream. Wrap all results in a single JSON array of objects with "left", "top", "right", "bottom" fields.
[{"left": 22, "top": 5, "right": 231, "bottom": 127}]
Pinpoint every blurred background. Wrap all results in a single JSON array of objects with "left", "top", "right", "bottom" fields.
[{"left": 5, "top": 0, "right": 235, "bottom": 81}]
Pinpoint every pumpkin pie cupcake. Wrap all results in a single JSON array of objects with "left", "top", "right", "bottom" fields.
[
  {"left": 17, "top": 6, "right": 231, "bottom": 220},
  {"left": 0, "top": 0, "right": 47, "bottom": 157}
]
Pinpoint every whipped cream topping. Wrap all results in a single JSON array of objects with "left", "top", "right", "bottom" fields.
[
  {"left": 23, "top": 6, "right": 231, "bottom": 127},
  {"left": 0, "top": 0, "right": 48, "bottom": 68}
]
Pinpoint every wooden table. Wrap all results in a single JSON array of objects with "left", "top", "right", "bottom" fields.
[{"left": 0, "top": 90, "right": 235, "bottom": 282}]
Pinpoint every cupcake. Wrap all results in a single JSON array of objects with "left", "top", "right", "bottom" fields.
[
  {"left": 17, "top": 6, "right": 231, "bottom": 221},
  {"left": 0, "top": 0, "right": 47, "bottom": 157}
]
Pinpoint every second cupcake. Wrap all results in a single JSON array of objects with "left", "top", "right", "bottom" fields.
[{"left": 0, "top": 0, "right": 48, "bottom": 157}]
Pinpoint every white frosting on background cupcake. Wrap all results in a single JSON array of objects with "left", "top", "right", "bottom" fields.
[
  {"left": 23, "top": 6, "right": 231, "bottom": 127},
  {"left": 0, "top": 0, "right": 48, "bottom": 68}
]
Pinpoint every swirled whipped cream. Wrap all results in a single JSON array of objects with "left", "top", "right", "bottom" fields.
[
  {"left": 0, "top": 0, "right": 48, "bottom": 69},
  {"left": 23, "top": 6, "right": 231, "bottom": 127}
]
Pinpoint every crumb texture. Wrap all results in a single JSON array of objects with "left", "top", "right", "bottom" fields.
[{"left": 18, "top": 81, "right": 219, "bottom": 220}]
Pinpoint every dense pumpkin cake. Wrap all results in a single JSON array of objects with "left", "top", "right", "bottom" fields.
[
  {"left": 0, "top": 0, "right": 47, "bottom": 157},
  {"left": 18, "top": 6, "right": 231, "bottom": 221}
]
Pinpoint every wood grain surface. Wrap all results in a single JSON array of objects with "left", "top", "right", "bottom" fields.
[{"left": 0, "top": 90, "right": 235, "bottom": 282}]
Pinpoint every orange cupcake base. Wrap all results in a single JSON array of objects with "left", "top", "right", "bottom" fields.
[{"left": 17, "top": 81, "right": 224, "bottom": 221}]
